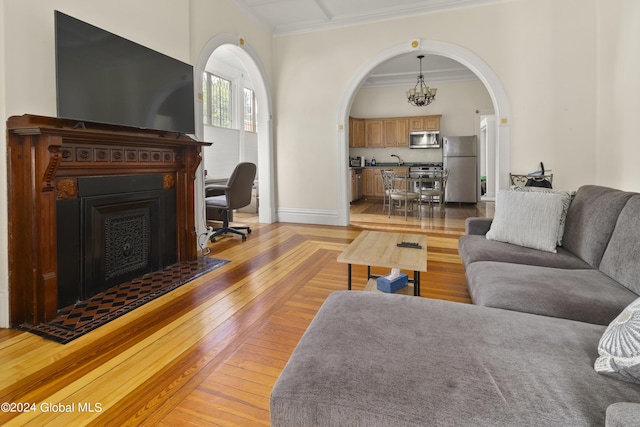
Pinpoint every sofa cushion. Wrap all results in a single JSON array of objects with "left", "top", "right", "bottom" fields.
[
  {"left": 511, "top": 186, "right": 574, "bottom": 245},
  {"left": 606, "top": 402, "right": 640, "bottom": 427},
  {"left": 596, "top": 298, "right": 640, "bottom": 385},
  {"left": 459, "top": 234, "right": 591, "bottom": 269},
  {"left": 599, "top": 195, "right": 640, "bottom": 295},
  {"left": 271, "top": 291, "right": 640, "bottom": 427},
  {"left": 562, "top": 186, "right": 635, "bottom": 268},
  {"left": 486, "top": 190, "right": 564, "bottom": 253},
  {"left": 466, "top": 261, "right": 638, "bottom": 325}
]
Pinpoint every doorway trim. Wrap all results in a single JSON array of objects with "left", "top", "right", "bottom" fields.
[
  {"left": 336, "top": 39, "right": 510, "bottom": 226},
  {"left": 194, "top": 34, "right": 275, "bottom": 236}
]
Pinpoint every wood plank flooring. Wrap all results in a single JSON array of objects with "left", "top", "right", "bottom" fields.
[{"left": 0, "top": 199, "right": 491, "bottom": 426}]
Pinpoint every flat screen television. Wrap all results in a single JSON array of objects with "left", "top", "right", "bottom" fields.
[{"left": 55, "top": 11, "right": 195, "bottom": 135}]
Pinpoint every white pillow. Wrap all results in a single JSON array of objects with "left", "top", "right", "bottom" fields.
[
  {"left": 486, "top": 190, "right": 564, "bottom": 253},
  {"left": 595, "top": 298, "right": 640, "bottom": 385},
  {"left": 510, "top": 186, "right": 575, "bottom": 246}
]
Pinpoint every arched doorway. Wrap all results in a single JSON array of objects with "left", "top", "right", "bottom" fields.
[
  {"left": 193, "top": 35, "right": 275, "bottom": 239},
  {"left": 336, "top": 39, "right": 511, "bottom": 226}
]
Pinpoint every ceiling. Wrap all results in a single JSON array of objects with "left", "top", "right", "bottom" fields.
[
  {"left": 231, "top": 0, "right": 501, "bottom": 36},
  {"left": 225, "top": 0, "right": 493, "bottom": 86},
  {"left": 361, "top": 53, "right": 477, "bottom": 88}
]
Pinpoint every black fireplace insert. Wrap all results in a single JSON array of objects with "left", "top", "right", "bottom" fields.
[{"left": 57, "top": 174, "right": 177, "bottom": 308}]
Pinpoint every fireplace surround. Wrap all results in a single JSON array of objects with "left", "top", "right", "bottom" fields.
[{"left": 6, "top": 115, "right": 210, "bottom": 326}]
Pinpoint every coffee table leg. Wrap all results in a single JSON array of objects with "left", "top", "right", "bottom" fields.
[
  {"left": 348, "top": 264, "right": 352, "bottom": 290},
  {"left": 414, "top": 271, "right": 420, "bottom": 296}
]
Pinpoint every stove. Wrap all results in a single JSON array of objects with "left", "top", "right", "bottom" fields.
[
  {"left": 409, "top": 162, "right": 443, "bottom": 175},
  {"left": 409, "top": 163, "right": 444, "bottom": 193}
]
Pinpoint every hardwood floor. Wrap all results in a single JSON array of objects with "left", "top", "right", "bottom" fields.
[{"left": 0, "top": 199, "right": 492, "bottom": 426}]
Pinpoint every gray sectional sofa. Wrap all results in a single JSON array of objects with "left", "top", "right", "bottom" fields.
[
  {"left": 459, "top": 185, "right": 640, "bottom": 326},
  {"left": 270, "top": 185, "right": 640, "bottom": 426}
]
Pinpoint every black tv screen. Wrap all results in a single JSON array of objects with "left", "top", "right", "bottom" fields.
[{"left": 55, "top": 11, "right": 195, "bottom": 134}]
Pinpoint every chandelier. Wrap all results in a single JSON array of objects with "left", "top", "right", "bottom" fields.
[{"left": 406, "top": 55, "right": 437, "bottom": 107}]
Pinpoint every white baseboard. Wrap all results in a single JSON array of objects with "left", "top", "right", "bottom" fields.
[{"left": 276, "top": 208, "right": 340, "bottom": 226}]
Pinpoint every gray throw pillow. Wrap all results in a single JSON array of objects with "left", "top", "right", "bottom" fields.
[
  {"left": 486, "top": 190, "right": 564, "bottom": 253},
  {"left": 595, "top": 298, "right": 640, "bottom": 385},
  {"left": 510, "top": 186, "right": 575, "bottom": 245}
]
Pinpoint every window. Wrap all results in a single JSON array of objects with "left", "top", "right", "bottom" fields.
[
  {"left": 243, "top": 88, "right": 257, "bottom": 132},
  {"left": 203, "top": 71, "right": 232, "bottom": 128}
]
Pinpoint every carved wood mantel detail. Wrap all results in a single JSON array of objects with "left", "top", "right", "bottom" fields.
[
  {"left": 55, "top": 178, "right": 77, "bottom": 200},
  {"left": 6, "top": 114, "right": 211, "bottom": 326}
]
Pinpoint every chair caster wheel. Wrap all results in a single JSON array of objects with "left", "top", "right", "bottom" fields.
[
  {"left": 210, "top": 236, "right": 216, "bottom": 243},
  {"left": 242, "top": 235, "right": 247, "bottom": 241},
  {"left": 247, "top": 228, "right": 252, "bottom": 234}
]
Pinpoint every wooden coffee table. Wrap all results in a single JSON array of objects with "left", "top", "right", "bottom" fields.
[{"left": 337, "top": 231, "right": 427, "bottom": 296}]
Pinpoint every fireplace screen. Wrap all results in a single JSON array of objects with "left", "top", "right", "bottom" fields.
[{"left": 104, "top": 209, "right": 150, "bottom": 280}]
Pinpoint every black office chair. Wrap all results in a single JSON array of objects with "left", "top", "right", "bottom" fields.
[{"left": 205, "top": 162, "right": 257, "bottom": 242}]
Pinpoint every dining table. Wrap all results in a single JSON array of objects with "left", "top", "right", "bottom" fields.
[{"left": 392, "top": 170, "right": 447, "bottom": 218}]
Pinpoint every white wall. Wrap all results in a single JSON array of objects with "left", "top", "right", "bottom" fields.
[
  {"left": 0, "top": 0, "right": 8, "bottom": 327},
  {"left": 596, "top": 0, "right": 640, "bottom": 191},
  {"left": 272, "top": 0, "right": 619, "bottom": 223}
]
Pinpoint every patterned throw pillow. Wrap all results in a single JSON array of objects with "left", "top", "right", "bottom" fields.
[
  {"left": 486, "top": 190, "right": 565, "bottom": 253},
  {"left": 595, "top": 298, "right": 640, "bottom": 385},
  {"left": 510, "top": 186, "right": 575, "bottom": 246}
]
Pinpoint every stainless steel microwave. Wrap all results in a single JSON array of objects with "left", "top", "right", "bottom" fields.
[{"left": 409, "top": 131, "right": 440, "bottom": 149}]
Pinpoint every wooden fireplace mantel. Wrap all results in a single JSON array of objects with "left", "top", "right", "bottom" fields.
[{"left": 6, "top": 114, "right": 211, "bottom": 326}]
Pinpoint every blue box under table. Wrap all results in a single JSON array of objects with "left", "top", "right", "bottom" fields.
[{"left": 376, "top": 273, "right": 409, "bottom": 293}]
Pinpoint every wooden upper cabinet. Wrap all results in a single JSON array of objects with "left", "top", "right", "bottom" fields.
[
  {"left": 349, "top": 117, "right": 365, "bottom": 148},
  {"left": 382, "top": 119, "right": 409, "bottom": 147},
  {"left": 425, "top": 116, "right": 440, "bottom": 131},
  {"left": 395, "top": 119, "right": 409, "bottom": 146},
  {"left": 383, "top": 120, "right": 398, "bottom": 146},
  {"left": 409, "top": 117, "right": 425, "bottom": 131},
  {"left": 365, "top": 120, "right": 383, "bottom": 147},
  {"left": 409, "top": 115, "right": 441, "bottom": 131},
  {"left": 354, "top": 115, "right": 440, "bottom": 148}
]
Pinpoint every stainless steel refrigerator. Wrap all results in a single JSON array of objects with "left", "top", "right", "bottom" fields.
[{"left": 443, "top": 136, "right": 478, "bottom": 203}]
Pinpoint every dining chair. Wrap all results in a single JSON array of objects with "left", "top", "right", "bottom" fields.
[
  {"left": 380, "top": 169, "right": 394, "bottom": 211},
  {"left": 381, "top": 170, "right": 419, "bottom": 220},
  {"left": 419, "top": 169, "right": 449, "bottom": 217}
]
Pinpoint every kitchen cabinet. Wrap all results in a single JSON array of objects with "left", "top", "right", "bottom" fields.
[
  {"left": 362, "top": 167, "right": 410, "bottom": 198},
  {"left": 350, "top": 169, "right": 357, "bottom": 202},
  {"left": 355, "top": 115, "right": 440, "bottom": 148},
  {"left": 349, "top": 117, "right": 365, "bottom": 148},
  {"left": 365, "top": 120, "right": 383, "bottom": 147},
  {"left": 408, "top": 115, "right": 441, "bottom": 131},
  {"left": 383, "top": 119, "right": 409, "bottom": 147},
  {"left": 395, "top": 119, "right": 409, "bottom": 146},
  {"left": 409, "top": 117, "right": 425, "bottom": 131},
  {"left": 383, "top": 120, "right": 396, "bottom": 146},
  {"left": 425, "top": 116, "right": 440, "bottom": 131},
  {"left": 373, "top": 169, "right": 384, "bottom": 196},
  {"left": 363, "top": 168, "right": 376, "bottom": 196}
]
